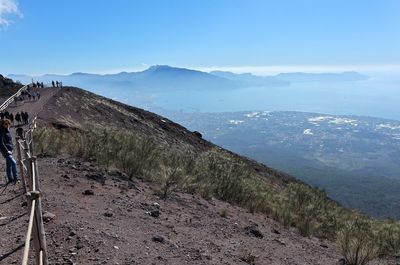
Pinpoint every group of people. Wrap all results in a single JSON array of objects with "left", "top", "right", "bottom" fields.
[
  {"left": 28, "top": 81, "right": 44, "bottom": 88},
  {"left": 51, "top": 80, "right": 63, "bottom": 88},
  {"left": 0, "top": 81, "right": 43, "bottom": 185},
  {"left": 0, "top": 111, "right": 30, "bottom": 125},
  {"left": 15, "top": 90, "right": 41, "bottom": 103}
]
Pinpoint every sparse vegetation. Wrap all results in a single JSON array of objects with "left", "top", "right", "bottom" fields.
[
  {"left": 158, "top": 154, "right": 194, "bottom": 200},
  {"left": 34, "top": 127, "right": 160, "bottom": 178},
  {"left": 34, "top": 127, "right": 400, "bottom": 263},
  {"left": 337, "top": 217, "right": 377, "bottom": 265}
]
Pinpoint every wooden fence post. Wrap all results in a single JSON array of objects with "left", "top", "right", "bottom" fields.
[
  {"left": 32, "top": 157, "right": 48, "bottom": 265},
  {"left": 17, "top": 116, "right": 49, "bottom": 265},
  {"left": 16, "top": 139, "right": 27, "bottom": 193}
]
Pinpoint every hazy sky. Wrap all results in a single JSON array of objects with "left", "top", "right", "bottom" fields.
[{"left": 0, "top": 0, "right": 399, "bottom": 75}]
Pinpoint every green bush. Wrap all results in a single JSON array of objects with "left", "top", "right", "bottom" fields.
[
  {"left": 33, "top": 127, "right": 160, "bottom": 179},
  {"left": 375, "top": 221, "right": 400, "bottom": 256},
  {"left": 158, "top": 154, "right": 194, "bottom": 200}
]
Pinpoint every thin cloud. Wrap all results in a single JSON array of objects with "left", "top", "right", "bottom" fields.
[{"left": 0, "top": 0, "right": 22, "bottom": 28}]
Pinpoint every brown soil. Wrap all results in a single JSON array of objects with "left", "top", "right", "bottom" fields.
[
  {"left": 1, "top": 157, "right": 396, "bottom": 264},
  {"left": 0, "top": 157, "right": 341, "bottom": 265}
]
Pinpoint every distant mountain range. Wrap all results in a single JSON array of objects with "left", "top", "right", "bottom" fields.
[{"left": 8, "top": 65, "right": 369, "bottom": 91}]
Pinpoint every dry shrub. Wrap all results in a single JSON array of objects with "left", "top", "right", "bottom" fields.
[{"left": 337, "top": 217, "right": 378, "bottom": 265}]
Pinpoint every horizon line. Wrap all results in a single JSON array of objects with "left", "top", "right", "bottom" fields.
[{"left": 5, "top": 63, "right": 400, "bottom": 77}]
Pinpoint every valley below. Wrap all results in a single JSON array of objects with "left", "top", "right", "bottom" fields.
[{"left": 163, "top": 110, "right": 400, "bottom": 219}]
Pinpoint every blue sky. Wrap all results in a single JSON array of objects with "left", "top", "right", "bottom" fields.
[{"left": 0, "top": 0, "right": 399, "bottom": 75}]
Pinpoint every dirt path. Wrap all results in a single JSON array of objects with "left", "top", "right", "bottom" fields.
[
  {"left": 0, "top": 88, "right": 60, "bottom": 264},
  {"left": 0, "top": 175, "right": 27, "bottom": 264},
  {"left": 6, "top": 87, "right": 61, "bottom": 123}
]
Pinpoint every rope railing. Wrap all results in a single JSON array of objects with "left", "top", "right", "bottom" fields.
[
  {"left": 0, "top": 83, "right": 49, "bottom": 264},
  {"left": 0, "top": 85, "right": 48, "bottom": 264},
  {"left": 0, "top": 84, "right": 30, "bottom": 112},
  {"left": 16, "top": 117, "right": 48, "bottom": 265}
]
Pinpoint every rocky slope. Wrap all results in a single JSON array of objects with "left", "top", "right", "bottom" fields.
[
  {"left": 1, "top": 157, "right": 343, "bottom": 265},
  {"left": 0, "top": 74, "right": 22, "bottom": 100},
  {"left": 0, "top": 85, "right": 397, "bottom": 264},
  {"left": 36, "top": 87, "right": 295, "bottom": 185}
]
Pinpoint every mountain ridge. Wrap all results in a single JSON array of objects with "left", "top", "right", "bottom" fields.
[
  {"left": 0, "top": 80, "right": 397, "bottom": 264},
  {"left": 7, "top": 65, "right": 369, "bottom": 92}
]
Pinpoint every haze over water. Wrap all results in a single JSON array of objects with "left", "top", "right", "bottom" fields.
[{"left": 122, "top": 71, "right": 400, "bottom": 121}]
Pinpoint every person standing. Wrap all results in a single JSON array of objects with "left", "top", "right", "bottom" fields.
[
  {"left": 0, "top": 119, "right": 19, "bottom": 183},
  {"left": 15, "top": 112, "right": 21, "bottom": 125},
  {"left": 24, "top": 112, "right": 29, "bottom": 124},
  {"left": 9, "top": 113, "right": 14, "bottom": 125}
]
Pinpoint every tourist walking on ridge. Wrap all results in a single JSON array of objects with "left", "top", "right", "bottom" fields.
[
  {"left": 9, "top": 113, "right": 14, "bottom": 125},
  {"left": 15, "top": 113, "right": 21, "bottom": 125},
  {"left": 0, "top": 119, "right": 19, "bottom": 183},
  {"left": 23, "top": 112, "right": 29, "bottom": 124},
  {"left": 52, "top": 81, "right": 55, "bottom": 87}
]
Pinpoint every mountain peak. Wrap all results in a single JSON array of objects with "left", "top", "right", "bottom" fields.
[{"left": 147, "top": 65, "right": 175, "bottom": 71}]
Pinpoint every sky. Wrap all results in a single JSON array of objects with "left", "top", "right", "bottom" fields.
[{"left": 0, "top": 0, "right": 399, "bottom": 75}]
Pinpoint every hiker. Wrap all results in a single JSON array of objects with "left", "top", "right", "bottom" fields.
[
  {"left": 41, "top": 82, "right": 44, "bottom": 88},
  {"left": 56, "top": 81, "right": 59, "bottom": 87},
  {"left": 15, "top": 113, "right": 21, "bottom": 125},
  {"left": 16, "top": 127, "right": 24, "bottom": 139},
  {"left": 0, "top": 119, "right": 19, "bottom": 183},
  {"left": 20, "top": 112, "right": 25, "bottom": 124},
  {"left": 23, "top": 112, "right": 29, "bottom": 124},
  {"left": 52, "top": 81, "right": 55, "bottom": 87},
  {"left": 9, "top": 113, "right": 14, "bottom": 125}
]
